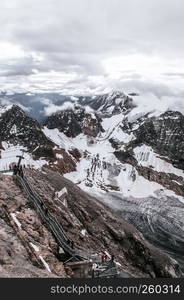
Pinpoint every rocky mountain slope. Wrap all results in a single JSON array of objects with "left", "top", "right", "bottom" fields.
[
  {"left": 116, "top": 110, "right": 184, "bottom": 170},
  {"left": 0, "top": 90, "right": 184, "bottom": 277},
  {"left": 0, "top": 172, "right": 66, "bottom": 277},
  {"left": 0, "top": 169, "right": 183, "bottom": 278},
  {"left": 113, "top": 110, "right": 184, "bottom": 196}
]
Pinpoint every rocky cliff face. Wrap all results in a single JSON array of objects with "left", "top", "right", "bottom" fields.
[
  {"left": 112, "top": 110, "right": 184, "bottom": 197},
  {"left": 124, "top": 111, "right": 184, "bottom": 170},
  {"left": 114, "top": 151, "right": 184, "bottom": 198}
]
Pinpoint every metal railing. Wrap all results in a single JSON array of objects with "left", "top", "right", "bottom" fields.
[
  {"left": 23, "top": 175, "right": 70, "bottom": 243},
  {"left": 16, "top": 174, "right": 78, "bottom": 258}
]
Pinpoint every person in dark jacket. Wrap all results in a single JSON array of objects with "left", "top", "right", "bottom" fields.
[
  {"left": 110, "top": 254, "right": 115, "bottom": 262},
  {"left": 13, "top": 164, "right": 18, "bottom": 175}
]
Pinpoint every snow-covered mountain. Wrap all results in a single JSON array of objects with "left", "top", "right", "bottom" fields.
[
  {"left": 79, "top": 91, "right": 135, "bottom": 115},
  {"left": 0, "top": 90, "right": 184, "bottom": 273},
  {"left": 41, "top": 91, "right": 184, "bottom": 198},
  {"left": 1, "top": 92, "right": 183, "bottom": 197},
  {"left": 44, "top": 104, "right": 104, "bottom": 138},
  {"left": 42, "top": 91, "right": 184, "bottom": 270},
  {"left": 0, "top": 104, "right": 79, "bottom": 174}
]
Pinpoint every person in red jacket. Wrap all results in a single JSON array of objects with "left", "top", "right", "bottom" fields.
[
  {"left": 104, "top": 252, "right": 108, "bottom": 262},
  {"left": 101, "top": 251, "right": 108, "bottom": 262}
]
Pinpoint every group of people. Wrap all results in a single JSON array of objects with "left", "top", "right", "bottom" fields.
[
  {"left": 12, "top": 164, "right": 24, "bottom": 177},
  {"left": 92, "top": 253, "right": 116, "bottom": 277}
]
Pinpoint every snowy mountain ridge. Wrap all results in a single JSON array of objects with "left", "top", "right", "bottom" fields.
[
  {"left": 0, "top": 91, "right": 184, "bottom": 276},
  {"left": 0, "top": 92, "right": 183, "bottom": 199},
  {"left": 79, "top": 90, "right": 184, "bottom": 120},
  {"left": 0, "top": 104, "right": 79, "bottom": 175},
  {"left": 0, "top": 104, "right": 13, "bottom": 117},
  {"left": 79, "top": 91, "right": 135, "bottom": 116},
  {"left": 42, "top": 93, "right": 184, "bottom": 201}
]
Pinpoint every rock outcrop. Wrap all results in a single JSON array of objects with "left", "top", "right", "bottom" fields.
[
  {"left": 124, "top": 111, "right": 184, "bottom": 170},
  {"left": 44, "top": 105, "right": 104, "bottom": 138},
  {"left": 112, "top": 111, "right": 184, "bottom": 196},
  {"left": 114, "top": 151, "right": 184, "bottom": 197}
]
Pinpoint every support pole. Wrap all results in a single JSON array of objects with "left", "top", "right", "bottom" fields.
[{"left": 16, "top": 155, "right": 24, "bottom": 168}]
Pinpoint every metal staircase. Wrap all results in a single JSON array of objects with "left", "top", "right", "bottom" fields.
[{"left": 16, "top": 171, "right": 118, "bottom": 277}]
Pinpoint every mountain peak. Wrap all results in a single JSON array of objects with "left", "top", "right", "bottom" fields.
[
  {"left": 0, "top": 104, "right": 26, "bottom": 117},
  {"left": 0, "top": 104, "right": 13, "bottom": 117},
  {"left": 108, "top": 90, "right": 126, "bottom": 97},
  {"left": 79, "top": 90, "right": 135, "bottom": 115}
]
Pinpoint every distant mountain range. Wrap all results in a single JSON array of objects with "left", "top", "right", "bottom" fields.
[{"left": 0, "top": 91, "right": 78, "bottom": 121}]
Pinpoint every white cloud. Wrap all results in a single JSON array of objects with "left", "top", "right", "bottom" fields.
[
  {"left": 0, "top": 0, "right": 184, "bottom": 103},
  {"left": 0, "top": 42, "right": 25, "bottom": 59},
  {"left": 43, "top": 101, "right": 75, "bottom": 116},
  {"left": 129, "top": 93, "right": 184, "bottom": 121}
]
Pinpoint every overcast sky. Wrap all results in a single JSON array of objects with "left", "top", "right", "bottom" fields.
[{"left": 0, "top": 0, "right": 184, "bottom": 99}]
